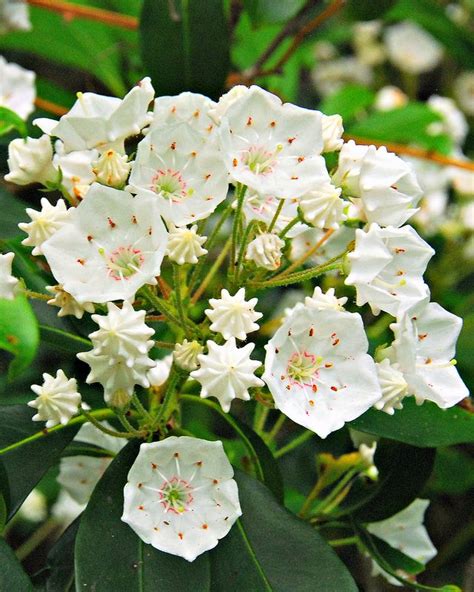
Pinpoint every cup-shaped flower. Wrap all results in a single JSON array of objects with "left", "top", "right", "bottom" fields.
[
  {"left": 263, "top": 303, "right": 381, "bottom": 438},
  {"left": 122, "top": 436, "right": 241, "bottom": 562},
  {"left": 28, "top": 370, "right": 81, "bottom": 428},
  {"left": 5, "top": 135, "right": 57, "bottom": 186},
  {"left": 41, "top": 184, "right": 168, "bottom": 304},
  {"left": 150, "top": 92, "right": 217, "bottom": 139},
  {"left": 19, "top": 198, "right": 71, "bottom": 256},
  {"left": 0, "top": 56, "right": 35, "bottom": 120},
  {"left": 0, "top": 252, "right": 19, "bottom": 300},
  {"left": 218, "top": 85, "right": 329, "bottom": 198},
  {"left": 205, "top": 288, "right": 262, "bottom": 341}
]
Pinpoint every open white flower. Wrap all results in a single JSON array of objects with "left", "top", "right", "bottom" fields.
[
  {"left": 311, "top": 57, "right": 373, "bottom": 98},
  {"left": 19, "top": 198, "right": 71, "bottom": 256},
  {"left": 174, "top": 340, "right": 204, "bottom": 372},
  {"left": 0, "top": 56, "right": 35, "bottom": 120},
  {"left": 166, "top": 224, "right": 207, "bottom": 265},
  {"left": 150, "top": 92, "right": 217, "bottom": 139},
  {"left": 205, "top": 288, "right": 262, "bottom": 341},
  {"left": 333, "top": 141, "right": 422, "bottom": 227},
  {"left": 218, "top": 85, "right": 328, "bottom": 198},
  {"left": 148, "top": 355, "right": 173, "bottom": 388},
  {"left": 93, "top": 149, "right": 131, "bottom": 188},
  {"left": 374, "top": 86, "right": 408, "bottom": 111},
  {"left": 5, "top": 135, "right": 57, "bottom": 186},
  {"left": 242, "top": 192, "right": 306, "bottom": 238},
  {"left": 320, "top": 114, "right": 344, "bottom": 152},
  {"left": 345, "top": 224, "right": 434, "bottom": 316},
  {"left": 246, "top": 232, "right": 285, "bottom": 270},
  {"left": 0, "top": 252, "right": 19, "bottom": 300},
  {"left": 28, "top": 370, "right": 81, "bottom": 428},
  {"left": 191, "top": 338, "right": 264, "bottom": 412},
  {"left": 299, "top": 181, "right": 345, "bottom": 229},
  {"left": 263, "top": 303, "right": 381, "bottom": 438},
  {"left": 374, "top": 358, "right": 409, "bottom": 415},
  {"left": 454, "top": 71, "right": 474, "bottom": 116},
  {"left": 35, "top": 78, "right": 154, "bottom": 153},
  {"left": 208, "top": 85, "right": 250, "bottom": 124},
  {"left": 304, "top": 287, "right": 348, "bottom": 311},
  {"left": 128, "top": 123, "right": 229, "bottom": 226},
  {"left": 53, "top": 144, "right": 98, "bottom": 201},
  {"left": 427, "top": 95, "right": 468, "bottom": 146},
  {"left": 18, "top": 490, "right": 47, "bottom": 523},
  {"left": 41, "top": 184, "right": 168, "bottom": 304},
  {"left": 122, "top": 436, "right": 241, "bottom": 561},
  {"left": 47, "top": 285, "right": 94, "bottom": 318},
  {"left": 0, "top": 0, "right": 31, "bottom": 33},
  {"left": 384, "top": 21, "right": 443, "bottom": 74}
]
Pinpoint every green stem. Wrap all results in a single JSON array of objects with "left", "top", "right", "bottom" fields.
[
  {"left": 153, "top": 366, "right": 181, "bottom": 427},
  {"left": 141, "top": 286, "right": 198, "bottom": 336},
  {"left": 265, "top": 413, "right": 286, "bottom": 444},
  {"left": 117, "top": 411, "right": 146, "bottom": 438},
  {"left": 131, "top": 393, "right": 153, "bottom": 422},
  {"left": 253, "top": 405, "right": 270, "bottom": 435},
  {"left": 267, "top": 199, "right": 285, "bottom": 233},
  {"left": 24, "top": 289, "right": 50, "bottom": 301},
  {"left": 173, "top": 264, "right": 191, "bottom": 339},
  {"left": 81, "top": 409, "right": 136, "bottom": 439},
  {"left": 154, "top": 340, "right": 176, "bottom": 350},
  {"left": 229, "top": 183, "right": 247, "bottom": 281},
  {"left": 191, "top": 237, "right": 232, "bottom": 304},
  {"left": 15, "top": 518, "right": 59, "bottom": 561},
  {"left": 274, "top": 430, "right": 313, "bottom": 459},
  {"left": 314, "top": 468, "right": 359, "bottom": 517},
  {"left": 278, "top": 215, "right": 300, "bottom": 238},
  {"left": 249, "top": 256, "right": 344, "bottom": 289},
  {"left": 234, "top": 219, "right": 258, "bottom": 288},
  {"left": 328, "top": 536, "right": 359, "bottom": 548}
]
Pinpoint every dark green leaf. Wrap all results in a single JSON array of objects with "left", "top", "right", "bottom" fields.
[
  {"left": 319, "top": 85, "right": 375, "bottom": 123},
  {"left": 429, "top": 448, "right": 474, "bottom": 495},
  {"left": 140, "top": 0, "right": 230, "bottom": 99},
  {"left": 349, "top": 398, "right": 474, "bottom": 447},
  {"left": 0, "top": 537, "right": 33, "bottom": 591},
  {"left": 46, "top": 518, "right": 80, "bottom": 592},
  {"left": 75, "top": 441, "right": 211, "bottom": 591},
  {"left": 2, "top": 237, "right": 50, "bottom": 292},
  {"left": 0, "top": 294, "right": 39, "bottom": 380},
  {"left": 39, "top": 325, "right": 91, "bottom": 355},
  {"left": 0, "top": 405, "right": 79, "bottom": 521},
  {"left": 243, "top": 0, "right": 306, "bottom": 25},
  {"left": 0, "top": 188, "right": 30, "bottom": 240},
  {"left": 210, "top": 470, "right": 357, "bottom": 591},
  {"left": 0, "top": 107, "right": 27, "bottom": 138}
]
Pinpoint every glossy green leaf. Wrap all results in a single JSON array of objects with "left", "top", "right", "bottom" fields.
[
  {"left": 39, "top": 325, "right": 91, "bottom": 355},
  {"left": 319, "top": 84, "right": 375, "bottom": 123},
  {"left": 349, "top": 398, "right": 474, "bottom": 447},
  {"left": 429, "top": 448, "right": 474, "bottom": 495},
  {"left": 0, "top": 537, "right": 33, "bottom": 591},
  {"left": 0, "top": 107, "right": 27, "bottom": 138},
  {"left": 75, "top": 441, "right": 211, "bottom": 591},
  {"left": 0, "top": 405, "right": 78, "bottom": 521},
  {"left": 210, "top": 470, "right": 357, "bottom": 591},
  {"left": 46, "top": 518, "right": 80, "bottom": 592},
  {"left": 243, "top": 0, "right": 306, "bottom": 25},
  {"left": 0, "top": 188, "right": 30, "bottom": 240},
  {"left": 0, "top": 294, "right": 39, "bottom": 380},
  {"left": 140, "top": 0, "right": 230, "bottom": 99}
]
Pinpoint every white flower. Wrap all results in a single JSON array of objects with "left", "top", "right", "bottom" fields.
[
  {"left": 320, "top": 114, "right": 344, "bottom": 152},
  {"left": 384, "top": 21, "right": 443, "bottom": 74},
  {"left": 263, "top": 303, "right": 381, "bottom": 439},
  {"left": 246, "top": 232, "right": 285, "bottom": 270},
  {"left": 28, "top": 370, "right": 82, "bottom": 428},
  {"left": 205, "top": 288, "right": 262, "bottom": 341},
  {"left": 166, "top": 224, "right": 207, "bottom": 265},
  {"left": 191, "top": 338, "right": 264, "bottom": 412},
  {"left": 368, "top": 499, "right": 437, "bottom": 585},
  {"left": 374, "top": 358, "right": 409, "bottom": 415},
  {"left": 311, "top": 57, "right": 373, "bottom": 97},
  {"left": 47, "top": 285, "right": 94, "bottom": 318},
  {"left": 122, "top": 436, "right": 242, "bottom": 562},
  {"left": 5, "top": 135, "right": 57, "bottom": 186},
  {"left": 427, "top": 95, "right": 468, "bottom": 146},
  {"left": 218, "top": 85, "right": 329, "bottom": 198},
  {"left": 174, "top": 340, "right": 204, "bottom": 372},
  {"left": 19, "top": 198, "right": 71, "bottom": 256},
  {"left": 242, "top": 192, "right": 306, "bottom": 238},
  {"left": 151, "top": 92, "right": 217, "bottom": 139},
  {"left": 299, "top": 182, "right": 345, "bottom": 229},
  {"left": 41, "top": 184, "right": 168, "bottom": 304},
  {"left": 18, "top": 490, "right": 47, "bottom": 523},
  {"left": 0, "top": 252, "right": 18, "bottom": 300},
  {"left": 454, "top": 71, "right": 474, "bottom": 116},
  {"left": 34, "top": 78, "right": 154, "bottom": 153},
  {"left": 208, "top": 85, "right": 250, "bottom": 124},
  {"left": 92, "top": 149, "right": 131, "bottom": 188},
  {"left": 345, "top": 224, "right": 434, "bottom": 316},
  {"left": 385, "top": 300, "right": 469, "bottom": 409},
  {"left": 128, "top": 123, "right": 229, "bottom": 226},
  {"left": 148, "top": 355, "right": 173, "bottom": 388},
  {"left": 374, "top": 86, "right": 408, "bottom": 111},
  {"left": 304, "top": 287, "right": 347, "bottom": 311},
  {"left": 450, "top": 166, "right": 474, "bottom": 197},
  {"left": 0, "top": 55, "right": 35, "bottom": 120},
  {"left": 0, "top": 0, "right": 31, "bottom": 33},
  {"left": 53, "top": 143, "right": 98, "bottom": 201},
  {"left": 333, "top": 141, "right": 422, "bottom": 227}
]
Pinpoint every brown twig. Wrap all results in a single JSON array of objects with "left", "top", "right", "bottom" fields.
[
  {"left": 28, "top": 0, "right": 138, "bottom": 30},
  {"left": 274, "top": 228, "right": 335, "bottom": 278},
  {"left": 35, "top": 97, "right": 68, "bottom": 116},
  {"left": 345, "top": 134, "right": 474, "bottom": 172}
]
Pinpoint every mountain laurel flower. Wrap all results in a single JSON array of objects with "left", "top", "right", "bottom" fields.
[
  {"left": 19, "top": 198, "right": 71, "bottom": 256},
  {"left": 148, "top": 355, "right": 173, "bottom": 388},
  {"left": 208, "top": 85, "right": 250, "bottom": 124},
  {"left": 304, "top": 286, "right": 348, "bottom": 312},
  {"left": 384, "top": 21, "right": 443, "bottom": 74},
  {"left": 28, "top": 370, "right": 81, "bottom": 428},
  {"left": 128, "top": 123, "right": 229, "bottom": 227},
  {"left": 374, "top": 358, "right": 409, "bottom": 415},
  {"left": 191, "top": 338, "right": 264, "bottom": 412},
  {"left": 0, "top": 56, "right": 35, "bottom": 120},
  {"left": 0, "top": 252, "right": 19, "bottom": 300},
  {"left": 0, "top": 0, "right": 31, "bottom": 34},
  {"left": 122, "top": 436, "right": 242, "bottom": 562},
  {"left": 18, "top": 490, "right": 47, "bottom": 523},
  {"left": 384, "top": 300, "right": 469, "bottom": 409},
  {"left": 47, "top": 284, "right": 94, "bottom": 318},
  {"left": 427, "top": 95, "right": 468, "bottom": 146},
  {"left": 174, "top": 340, "right": 204, "bottom": 372},
  {"left": 454, "top": 71, "right": 474, "bottom": 116},
  {"left": 374, "top": 86, "right": 409, "bottom": 111},
  {"left": 5, "top": 135, "right": 57, "bottom": 186},
  {"left": 263, "top": 303, "right": 381, "bottom": 438},
  {"left": 299, "top": 181, "right": 346, "bottom": 229},
  {"left": 333, "top": 141, "right": 422, "bottom": 228},
  {"left": 205, "top": 288, "right": 262, "bottom": 341},
  {"left": 320, "top": 114, "right": 344, "bottom": 152},
  {"left": 53, "top": 144, "right": 99, "bottom": 201},
  {"left": 34, "top": 78, "right": 154, "bottom": 153},
  {"left": 166, "top": 224, "right": 208, "bottom": 265},
  {"left": 345, "top": 224, "right": 434, "bottom": 316},
  {"left": 242, "top": 192, "right": 306, "bottom": 237},
  {"left": 41, "top": 184, "right": 168, "bottom": 304},
  {"left": 246, "top": 232, "right": 285, "bottom": 270},
  {"left": 150, "top": 92, "right": 217, "bottom": 140},
  {"left": 92, "top": 149, "right": 131, "bottom": 188},
  {"left": 218, "top": 85, "right": 329, "bottom": 198}
]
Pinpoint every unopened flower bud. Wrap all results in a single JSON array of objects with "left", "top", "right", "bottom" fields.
[
  {"left": 5, "top": 135, "right": 57, "bottom": 186},
  {"left": 174, "top": 339, "right": 204, "bottom": 371},
  {"left": 166, "top": 224, "right": 207, "bottom": 265},
  {"left": 321, "top": 114, "right": 344, "bottom": 152},
  {"left": 93, "top": 149, "right": 131, "bottom": 188},
  {"left": 245, "top": 233, "right": 285, "bottom": 270}
]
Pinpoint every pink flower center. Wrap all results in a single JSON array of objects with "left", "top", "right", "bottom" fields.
[
  {"left": 159, "top": 476, "right": 194, "bottom": 514},
  {"left": 151, "top": 168, "right": 188, "bottom": 202},
  {"left": 241, "top": 146, "right": 279, "bottom": 175},
  {"left": 287, "top": 351, "right": 322, "bottom": 387},
  {"left": 106, "top": 245, "right": 144, "bottom": 280}
]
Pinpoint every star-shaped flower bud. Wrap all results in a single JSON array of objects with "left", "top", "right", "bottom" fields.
[
  {"left": 28, "top": 370, "right": 81, "bottom": 428},
  {"left": 245, "top": 232, "right": 285, "bottom": 270},
  {"left": 374, "top": 358, "right": 409, "bottom": 415},
  {"left": 166, "top": 224, "right": 207, "bottom": 265},
  {"left": 299, "top": 181, "right": 346, "bottom": 229},
  {"left": 0, "top": 56, "right": 35, "bottom": 120},
  {"left": 5, "top": 135, "right": 57, "bottom": 186},
  {"left": 191, "top": 338, "right": 264, "bottom": 412},
  {"left": 19, "top": 198, "right": 71, "bottom": 256},
  {"left": 122, "top": 436, "right": 242, "bottom": 562},
  {"left": 205, "top": 288, "right": 262, "bottom": 341},
  {"left": 47, "top": 285, "right": 94, "bottom": 318},
  {"left": 304, "top": 287, "right": 348, "bottom": 311},
  {"left": 93, "top": 149, "right": 131, "bottom": 188},
  {"left": 174, "top": 340, "right": 204, "bottom": 372},
  {"left": 0, "top": 252, "right": 19, "bottom": 300}
]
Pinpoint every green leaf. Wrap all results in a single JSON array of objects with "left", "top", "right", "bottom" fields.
[
  {"left": 429, "top": 447, "right": 474, "bottom": 495},
  {"left": 0, "top": 107, "right": 27, "bottom": 138},
  {"left": 349, "top": 398, "right": 474, "bottom": 447},
  {"left": 75, "top": 441, "right": 211, "bottom": 591},
  {"left": 210, "top": 470, "right": 357, "bottom": 591},
  {"left": 2, "top": 237, "right": 50, "bottom": 293},
  {"left": 140, "top": 0, "right": 230, "bottom": 99},
  {"left": 0, "top": 294, "right": 39, "bottom": 380},
  {"left": 0, "top": 188, "right": 31, "bottom": 240},
  {"left": 46, "top": 518, "right": 80, "bottom": 592},
  {"left": 319, "top": 85, "right": 375, "bottom": 123},
  {"left": 0, "top": 537, "right": 33, "bottom": 591},
  {"left": 243, "top": 0, "right": 306, "bottom": 25},
  {"left": 39, "top": 325, "right": 91, "bottom": 355},
  {"left": 0, "top": 405, "right": 79, "bottom": 521}
]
